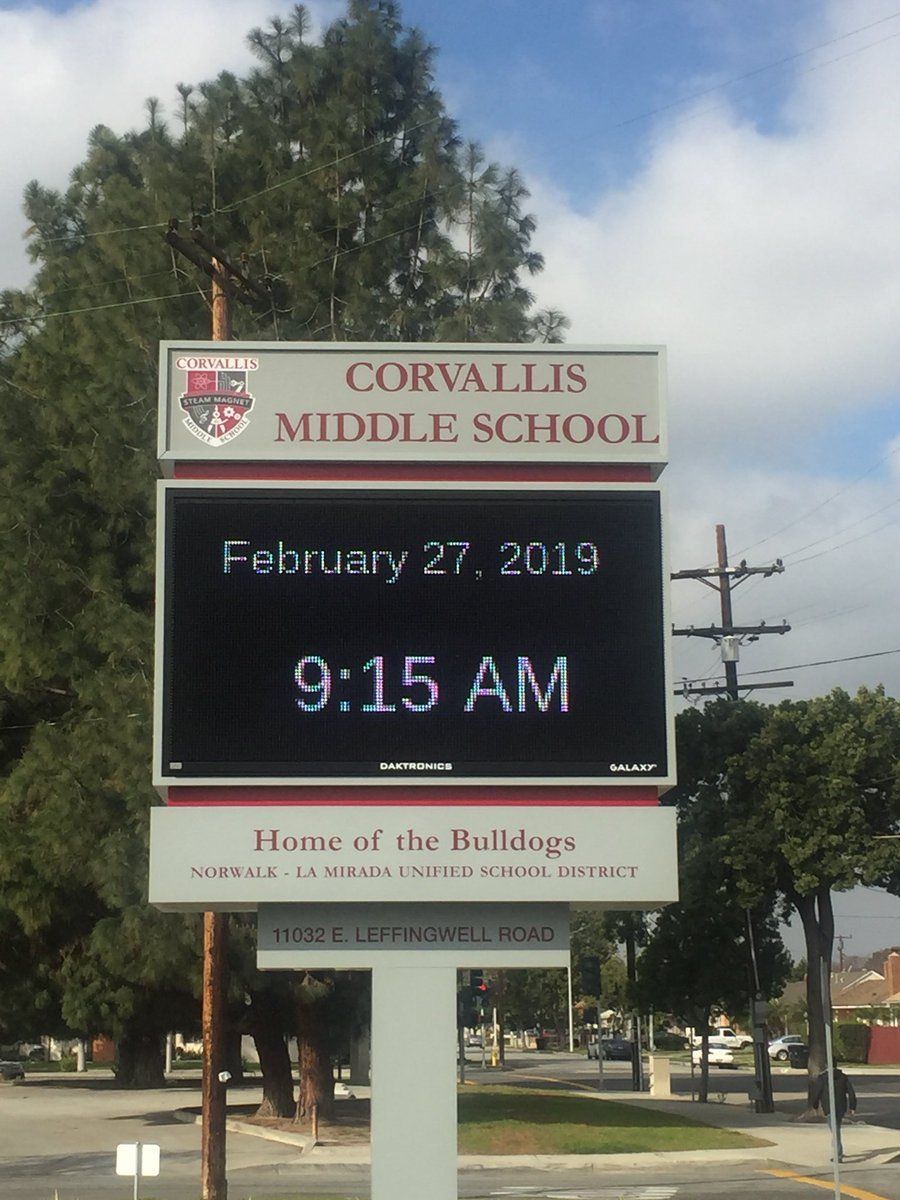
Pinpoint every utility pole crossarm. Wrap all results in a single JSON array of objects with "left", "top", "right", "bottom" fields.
[
  {"left": 675, "top": 680, "right": 794, "bottom": 697},
  {"left": 672, "top": 525, "right": 791, "bottom": 701},
  {"left": 165, "top": 218, "right": 271, "bottom": 308},
  {"left": 671, "top": 560, "right": 784, "bottom": 582},
  {"left": 673, "top": 622, "right": 791, "bottom": 639}
]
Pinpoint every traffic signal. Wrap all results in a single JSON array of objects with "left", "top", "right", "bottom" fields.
[
  {"left": 469, "top": 969, "right": 490, "bottom": 1007},
  {"left": 579, "top": 955, "right": 602, "bottom": 996}
]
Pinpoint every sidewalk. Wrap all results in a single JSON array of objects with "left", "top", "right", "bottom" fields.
[{"left": 210, "top": 1085, "right": 900, "bottom": 1174}]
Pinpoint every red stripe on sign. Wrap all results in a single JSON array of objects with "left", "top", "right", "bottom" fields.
[
  {"left": 172, "top": 462, "right": 654, "bottom": 483},
  {"left": 163, "top": 786, "right": 661, "bottom": 807}
]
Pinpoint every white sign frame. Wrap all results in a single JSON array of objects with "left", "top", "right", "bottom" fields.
[
  {"left": 149, "top": 804, "right": 678, "bottom": 909},
  {"left": 158, "top": 341, "right": 667, "bottom": 471}
]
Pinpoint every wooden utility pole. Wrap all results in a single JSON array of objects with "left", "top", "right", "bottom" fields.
[
  {"left": 672, "top": 524, "right": 793, "bottom": 700},
  {"left": 201, "top": 910, "right": 229, "bottom": 1200},
  {"left": 165, "top": 220, "right": 263, "bottom": 1200},
  {"left": 199, "top": 256, "right": 232, "bottom": 1200},
  {"left": 201, "top": 254, "right": 233, "bottom": 1200}
]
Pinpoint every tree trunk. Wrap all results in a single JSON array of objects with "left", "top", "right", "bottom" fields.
[
  {"left": 115, "top": 1032, "right": 165, "bottom": 1088},
  {"left": 295, "top": 989, "right": 335, "bottom": 1122},
  {"left": 796, "top": 885, "right": 834, "bottom": 1110},
  {"left": 251, "top": 1005, "right": 295, "bottom": 1118}
]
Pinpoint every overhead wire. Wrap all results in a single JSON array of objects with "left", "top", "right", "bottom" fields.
[{"left": 15, "top": 10, "right": 900, "bottom": 276}]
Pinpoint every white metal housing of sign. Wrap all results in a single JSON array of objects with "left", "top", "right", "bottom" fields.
[
  {"left": 256, "top": 903, "right": 570, "bottom": 968},
  {"left": 154, "top": 479, "right": 674, "bottom": 788},
  {"left": 148, "top": 804, "right": 678, "bottom": 909},
  {"left": 158, "top": 341, "right": 666, "bottom": 470}
]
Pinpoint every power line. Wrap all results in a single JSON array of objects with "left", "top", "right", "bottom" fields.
[
  {"left": 738, "top": 647, "right": 900, "bottom": 678},
  {"left": 734, "top": 443, "right": 900, "bottom": 559},
  {"left": 781, "top": 496, "right": 900, "bottom": 561},
  {"left": 24, "top": 12, "right": 900, "bottom": 259},
  {"left": 0, "top": 289, "right": 199, "bottom": 328}
]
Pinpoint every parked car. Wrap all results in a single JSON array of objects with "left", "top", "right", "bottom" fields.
[
  {"left": 601, "top": 1036, "right": 634, "bottom": 1061},
  {"left": 691, "top": 1040, "right": 735, "bottom": 1068},
  {"left": 466, "top": 1034, "right": 483, "bottom": 1048},
  {"left": 690, "top": 1027, "right": 752, "bottom": 1049},
  {"left": 0, "top": 1061, "right": 25, "bottom": 1081},
  {"left": 768, "top": 1034, "right": 804, "bottom": 1061}
]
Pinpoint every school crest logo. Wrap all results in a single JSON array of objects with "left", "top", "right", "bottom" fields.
[{"left": 179, "top": 369, "right": 255, "bottom": 446}]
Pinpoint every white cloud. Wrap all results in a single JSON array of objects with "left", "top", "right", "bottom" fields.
[{"left": 521, "top": 0, "right": 900, "bottom": 702}]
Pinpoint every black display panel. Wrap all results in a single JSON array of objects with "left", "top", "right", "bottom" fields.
[{"left": 158, "top": 485, "right": 670, "bottom": 782}]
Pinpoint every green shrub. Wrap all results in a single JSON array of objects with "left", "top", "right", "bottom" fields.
[
  {"left": 58, "top": 1055, "right": 78, "bottom": 1072},
  {"left": 832, "top": 1023, "right": 869, "bottom": 1063}
]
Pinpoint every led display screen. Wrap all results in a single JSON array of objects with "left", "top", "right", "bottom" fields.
[{"left": 157, "top": 484, "right": 670, "bottom": 783}]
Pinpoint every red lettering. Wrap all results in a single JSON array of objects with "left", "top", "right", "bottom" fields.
[
  {"left": 346, "top": 362, "right": 373, "bottom": 392},
  {"left": 492, "top": 362, "right": 520, "bottom": 392},
  {"left": 566, "top": 363, "right": 587, "bottom": 392},
  {"left": 525, "top": 412, "right": 559, "bottom": 442},
  {"left": 522, "top": 362, "right": 550, "bottom": 393},
  {"left": 472, "top": 412, "right": 493, "bottom": 442},
  {"left": 369, "top": 413, "right": 400, "bottom": 442},
  {"left": 334, "top": 412, "right": 366, "bottom": 442},
  {"left": 597, "top": 413, "right": 629, "bottom": 444},
  {"left": 561, "top": 413, "right": 593, "bottom": 443},
  {"left": 436, "top": 362, "right": 465, "bottom": 390},
  {"left": 460, "top": 363, "right": 488, "bottom": 392},
  {"left": 633, "top": 413, "right": 659, "bottom": 444},
  {"left": 410, "top": 362, "right": 437, "bottom": 392},
  {"left": 495, "top": 412, "right": 524, "bottom": 443},
  {"left": 431, "top": 413, "right": 458, "bottom": 442},
  {"left": 274, "top": 412, "right": 313, "bottom": 442},
  {"left": 400, "top": 412, "right": 428, "bottom": 443},
  {"left": 375, "top": 362, "right": 408, "bottom": 392}
]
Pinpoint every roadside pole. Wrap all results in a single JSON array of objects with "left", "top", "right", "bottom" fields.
[
  {"left": 201, "top": 258, "right": 231, "bottom": 1200},
  {"left": 822, "top": 958, "right": 841, "bottom": 1199}
]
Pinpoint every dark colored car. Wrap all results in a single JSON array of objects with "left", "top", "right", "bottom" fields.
[
  {"left": 0, "top": 1061, "right": 25, "bottom": 1081},
  {"left": 601, "top": 1036, "right": 634, "bottom": 1061}
]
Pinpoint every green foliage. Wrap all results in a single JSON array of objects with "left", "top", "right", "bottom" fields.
[
  {"left": 832, "top": 1022, "right": 869, "bottom": 1064},
  {"left": 727, "top": 688, "right": 900, "bottom": 905},
  {"left": 660, "top": 690, "right": 900, "bottom": 1100},
  {"left": 637, "top": 704, "right": 790, "bottom": 1030}
]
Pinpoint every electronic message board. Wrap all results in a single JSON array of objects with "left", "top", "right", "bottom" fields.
[{"left": 155, "top": 482, "right": 672, "bottom": 786}]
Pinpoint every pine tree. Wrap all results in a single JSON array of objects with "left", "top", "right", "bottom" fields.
[{"left": 0, "top": 0, "right": 565, "bottom": 1090}]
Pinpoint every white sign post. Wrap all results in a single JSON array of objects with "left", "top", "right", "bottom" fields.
[
  {"left": 257, "top": 903, "right": 570, "bottom": 1200},
  {"left": 115, "top": 1143, "right": 160, "bottom": 1200}
]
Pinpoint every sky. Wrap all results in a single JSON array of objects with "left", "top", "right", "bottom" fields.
[{"left": 2, "top": 0, "right": 900, "bottom": 958}]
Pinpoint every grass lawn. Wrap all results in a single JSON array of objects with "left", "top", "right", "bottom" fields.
[{"left": 457, "top": 1085, "right": 771, "bottom": 1156}]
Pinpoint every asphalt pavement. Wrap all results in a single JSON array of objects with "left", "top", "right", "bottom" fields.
[{"left": 2, "top": 1057, "right": 900, "bottom": 1198}]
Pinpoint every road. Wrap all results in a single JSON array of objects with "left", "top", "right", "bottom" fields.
[{"left": 2, "top": 1057, "right": 900, "bottom": 1199}]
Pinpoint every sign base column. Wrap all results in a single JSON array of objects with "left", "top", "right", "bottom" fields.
[{"left": 371, "top": 963, "right": 458, "bottom": 1200}]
